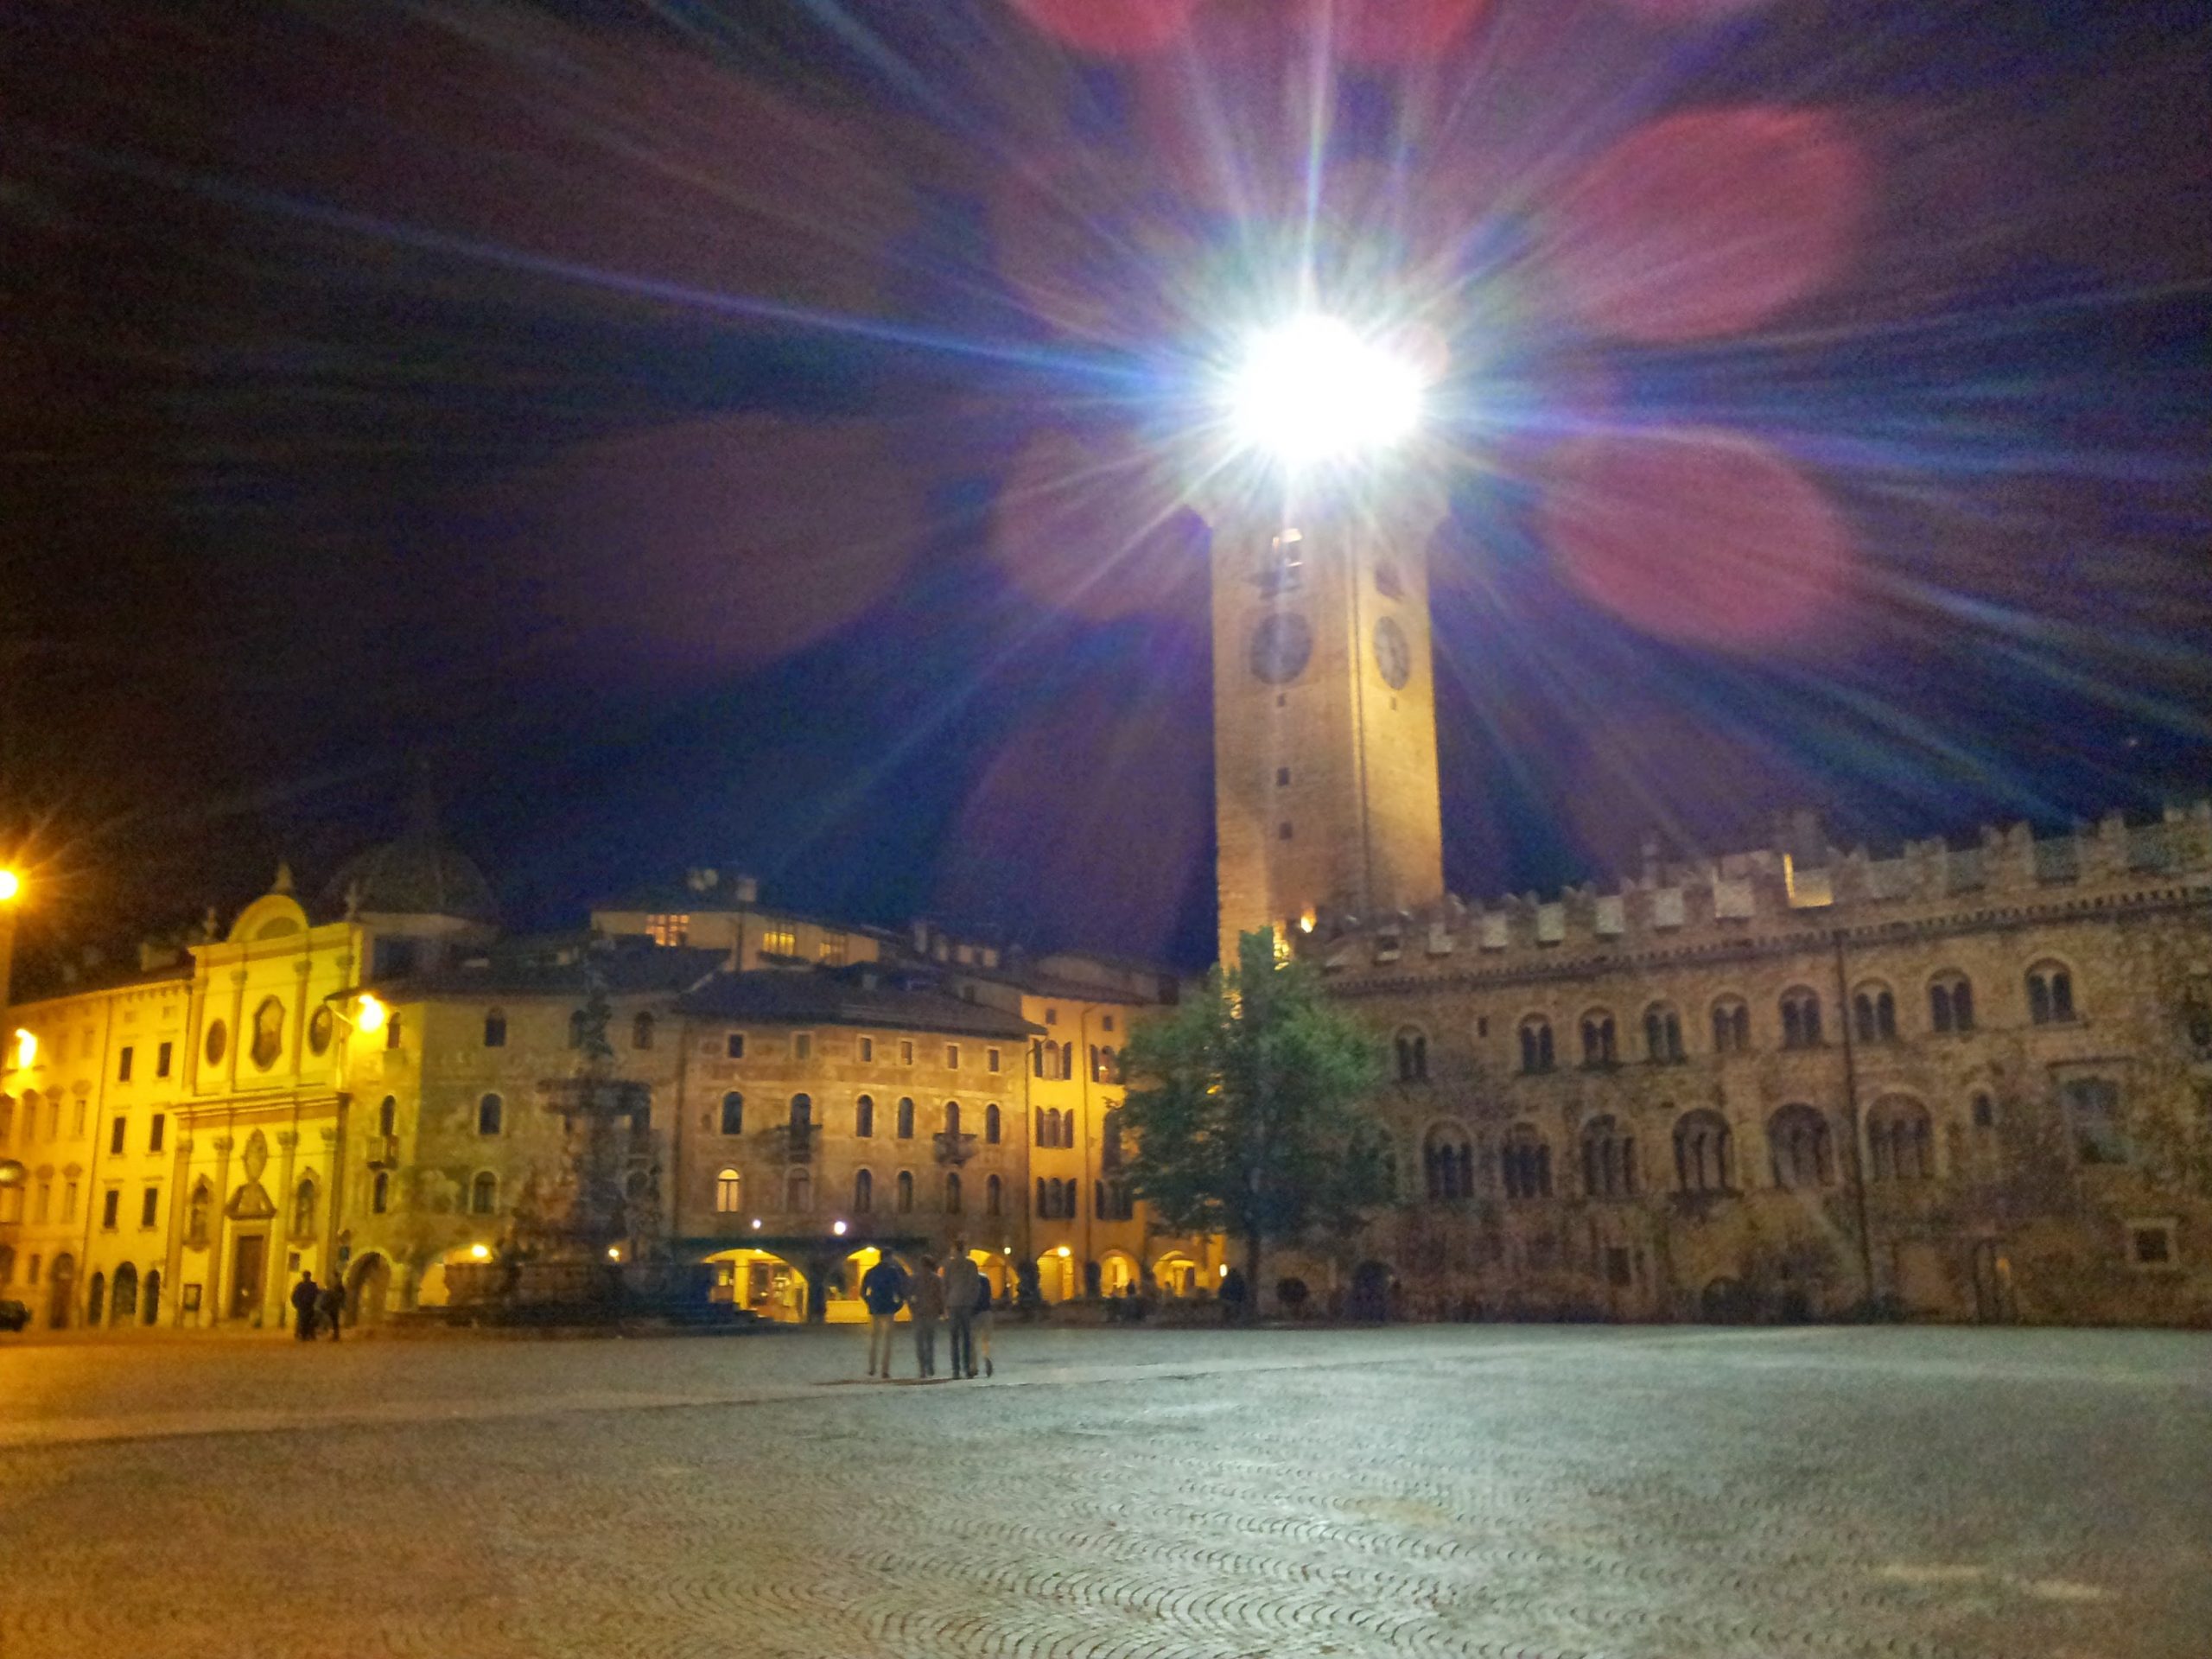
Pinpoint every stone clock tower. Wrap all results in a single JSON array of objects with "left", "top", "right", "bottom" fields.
[{"left": 1209, "top": 491, "right": 1446, "bottom": 965}]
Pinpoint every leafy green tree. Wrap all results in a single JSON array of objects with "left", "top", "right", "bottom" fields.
[{"left": 1118, "top": 929, "right": 1390, "bottom": 1317}]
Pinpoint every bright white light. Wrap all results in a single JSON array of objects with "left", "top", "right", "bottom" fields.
[
  {"left": 832, "top": 1219, "right": 848, "bottom": 1236},
  {"left": 1229, "top": 315, "right": 1422, "bottom": 464}
]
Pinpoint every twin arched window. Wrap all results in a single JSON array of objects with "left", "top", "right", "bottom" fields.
[
  {"left": 1779, "top": 988, "right": 1823, "bottom": 1049},
  {"left": 1767, "top": 1103, "right": 1834, "bottom": 1189},
  {"left": 1852, "top": 983, "right": 1897, "bottom": 1042},
  {"left": 1643, "top": 1004, "right": 1684, "bottom": 1063},
  {"left": 1580, "top": 1012, "right": 1618, "bottom": 1067},
  {"left": 1501, "top": 1123, "right": 1551, "bottom": 1200},
  {"left": 1035, "top": 1107, "right": 1073, "bottom": 1148},
  {"left": 1517, "top": 1016, "right": 1555, "bottom": 1075},
  {"left": 1866, "top": 1097, "right": 1933, "bottom": 1181},
  {"left": 1395, "top": 1028, "right": 1429, "bottom": 1083},
  {"left": 1674, "top": 1109, "right": 1733, "bottom": 1192},
  {"left": 1423, "top": 1125, "right": 1472, "bottom": 1201},
  {"left": 1580, "top": 1116, "right": 1636, "bottom": 1198},
  {"left": 1928, "top": 974, "right": 1974, "bottom": 1033},
  {"left": 2028, "top": 962, "right": 2075, "bottom": 1026},
  {"left": 1035, "top": 1176, "right": 1077, "bottom": 1218}
]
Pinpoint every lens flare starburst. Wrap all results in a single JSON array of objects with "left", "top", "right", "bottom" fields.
[{"left": 1224, "top": 315, "right": 1425, "bottom": 467}]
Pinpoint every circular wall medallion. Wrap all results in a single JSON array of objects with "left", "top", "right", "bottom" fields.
[
  {"left": 1249, "top": 611, "right": 1313, "bottom": 684},
  {"left": 204, "top": 1020, "right": 228, "bottom": 1068},
  {"left": 1373, "top": 614, "right": 1412, "bottom": 689},
  {"left": 308, "top": 1005, "right": 334, "bottom": 1056}
]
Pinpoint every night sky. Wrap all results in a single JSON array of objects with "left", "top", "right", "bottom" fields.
[{"left": 3, "top": 0, "right": 2207, "bottom": 991}]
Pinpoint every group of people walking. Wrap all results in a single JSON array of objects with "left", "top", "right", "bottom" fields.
[
  {"left": 860, "top": 1244, "right": 995, "bottom": 1380},
  {"left": 289, "top": 1270, "right": 346, "bottom": 1341}
]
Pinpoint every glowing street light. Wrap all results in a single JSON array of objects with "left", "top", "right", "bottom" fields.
[
  {"left": 468, "top": 1243, "right": 491, "bottom": 1262},
  {"left": 0, "top": 869, "right": 20, "bottom": 903},
  {"left": 1226, "top": 315, "right": 1424, "bottom": 467},
  {"left": 831, "top": 1218, "right": 848, "bottom": 1236},
  {"left": 353, "top": 994, "right": 387, "bottom": 1035}
]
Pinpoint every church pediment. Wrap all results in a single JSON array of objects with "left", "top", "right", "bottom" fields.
[{"left": 226, "top": 1180, "right": 277, "bottom": 1221}]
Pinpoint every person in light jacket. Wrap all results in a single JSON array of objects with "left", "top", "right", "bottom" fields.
[{"left": 942, "top": 1246, "right": 983, "bottom": 1380}]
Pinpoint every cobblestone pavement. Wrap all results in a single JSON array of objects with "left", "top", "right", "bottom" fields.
[{"left": 1, "top": 1325, "right": 2206, "bottom": 1659}]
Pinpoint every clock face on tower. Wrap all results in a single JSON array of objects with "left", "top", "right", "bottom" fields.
[
  {"left": 1373, "top": 615, "right": 1412, "bottom": 689},
  {"left": 1249, "top": 611, "right": 1313, "bottom": 684}
]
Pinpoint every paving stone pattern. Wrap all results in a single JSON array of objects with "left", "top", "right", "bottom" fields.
[{"left": 0, "top": 1326, "right": 2206, "bottom": 1659}]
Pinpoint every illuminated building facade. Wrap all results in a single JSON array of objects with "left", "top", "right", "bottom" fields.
[{"left": 0, "top": 836, "right": 1205, "bottom": 1330}]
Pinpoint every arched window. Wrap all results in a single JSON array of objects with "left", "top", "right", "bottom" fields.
[
  {"left": 853, "top": 1167, "right": 874, "bottom": 1212},
  {"left": 568, "top": 1009, "right": 588, "bottom": 1049},
  {"left": 1579, "top": 1012, "right": 1618, "bottom": 1068},
  {"left": 1099, "top": 1047, "right": 1118, "bottom": 1083},
  {"left": 986, "top": 1173, "right": 1003, "bottom": 1217},
  {"left": 469, "top": 1171, "right": 498, "bottom": 1215},
  {"left": 1501, "top": 1124, "right": 1552, "bottom": 1200},
  {"left": 1580, "top": 1116, "right": 1637, "bottom": 1198},
  {"left": 1928, "top": 974, "right": 1975, "bottom": 1034},
  {"left": 1767, "top": 1103, "right": 1834, "bottom": 1189},
  {"left": 1422, "top": 1125, "right": 1473, "bottom": 1201},
  {"left": 292, "top": 1177, "right": 318, "bottom": 1236},
  {"left": 2028, "top": 962, "right": 2075, "bottom": 1026},
  {"left": 477, "top": 1092, "right": 503, "bottom": 1136},
  {"left": 1971, "top": 1091, "right": 1996, "bottom": 1130},
  {"left": 895, "top": 1169, "right": 915, "bottom": 1212},
  {"left": 1517, "top": 1015, "right": 1555, "bottom": 1075},
  {"left": 1852, "top": 983, "right": 1897, "bottom": 1042},
  {"left": 369, "top": 1171, "right": 389, "bottom": 1216},
  {"left": 721, "top": 1091, "right": 745, "bottom": 1135},
  {"left": 944, "top": 1101, "right": 961, "bottom": 1138},
  {"left": 1674, "top": 1109, "right": 1734, "bottom": 1193},
  {"left": 1060, "top": 1041, "right": 1075, "bottom": 1079},
  {"left": 944, "top": 1171, "right": 963, "bottom": 1214},
  {"left": 788, "top": 1093, "right": 813, "bottom": 1132},
  {"left": 483, "top": 1007, "right": 507, "bottom": 1048},
  {"left": 1088, "top": 1045, "right": 1102, "bottom": 1082},
  {"left": 251, "top": 996, "right": 284, "bottom": 1070},
  {"left": 632, "top": 1012, "right": 656, "bottom": 1050},
  {"left": 1711, "top": 997, "right": 1751, "bottom": 1054},
  {"left": 1034, "top": 1177, "right": 1048, "bottom": 1217},
  {"left": 786, "top": 1168, "right": 811, "bottom": 1212},
  {"left": 896, "top": 1097, "right": 915, "bottom": 1139},
  {"left": 854, "top": 1095, "right": 874, "bottom": 1137},
  {"left": 716, "top": 1167, "right": 744, "bottom": 1213},
  {"left": 1866, "top": 1097, "right": 1933, "bottom": 1181},
  {"left": 1779, "top": 988, "right": 1823, "bottom": 1049},
  {"left": 378, "top": 1096, "right": 397, "bottom": 1138},
  {"left": 984, "top": 1102, "right": 1001, "bottom": 1144},
  {"left": 1101, "top": 1109, "right": 1124, "bottom": 1170},
  {"left": 1395, "top": 1027, "right": 1429, "bottom": 1083},
  {"left": 1643, "top": 1003, "right": 1685, "bottom": 1063}
]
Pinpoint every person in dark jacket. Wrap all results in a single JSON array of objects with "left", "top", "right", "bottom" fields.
[
  {"left": 942, "top": 1246, "right": 983, "bottom": 1380},
  {"left": 317, "top": 1279, "right": 346, "bottom": 1342},
  {"left": 289, "top": 1272, "right": 321, "bottom": 1341},
  {"left": 860, "top": 1254, "right": 908, "bottom": 1379}
]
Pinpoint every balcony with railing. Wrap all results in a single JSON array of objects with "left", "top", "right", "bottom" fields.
[{"left": 933, "top": 1130, "right": 978, "bottom": 1166}]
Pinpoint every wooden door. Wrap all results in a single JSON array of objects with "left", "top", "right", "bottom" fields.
[{"left": 231, "top": 1234, "right": 266, "bottom": 1320}]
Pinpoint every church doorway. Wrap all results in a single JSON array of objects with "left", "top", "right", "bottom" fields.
[
  {"left": 1150, "top": 1251, "right": 1199, "bottom": 1297},
  {"left": 229, "top": 1233, "right": 267, "bottom": 1321},
  {"left": 1348, "top": 1260, "right": 1395, "bottom": 1321}
]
